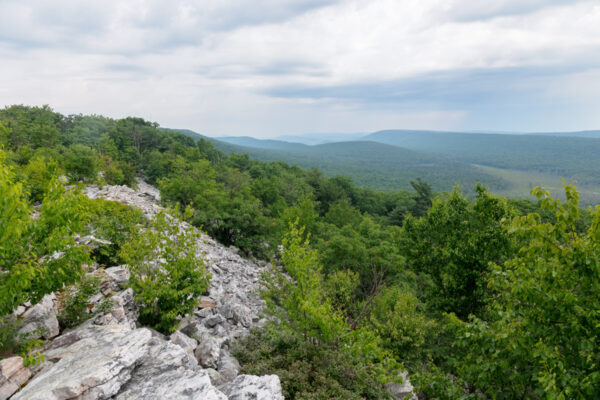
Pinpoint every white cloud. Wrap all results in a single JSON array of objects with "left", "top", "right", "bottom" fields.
[{"left": 1, "top": 0, "right": 599, "bottom": 135}]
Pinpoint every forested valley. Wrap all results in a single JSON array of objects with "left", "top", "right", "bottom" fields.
[{"left": 1, "top": 105, "right": 599, "bottom": 399}]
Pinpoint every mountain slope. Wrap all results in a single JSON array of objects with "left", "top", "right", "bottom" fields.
[
  {"left": 364, "top": 130, "right": 600, "bottom": 185},
  {"left": 211, "top": 138, "right": 507, "bottom": 192}
]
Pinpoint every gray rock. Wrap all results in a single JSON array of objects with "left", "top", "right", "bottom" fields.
[
  {"left": 205, "top": 314, "right": 225, "bottom": 328},
  {"left": 195, "top": 307, "right": 213, "bottom": 318},
  {"left": 170, "top": 331, "right": 198, "bottom": 359},
  {"left": 385, "top": 371, "right": 418, "bottom": 400},
  {"left": 18, "top": 294, "right": 59, "bottom": 340},
  {"left": 12, "top": 320, "right": 230, "bottom": 400},
  {"left": 76, "top": 235, "right": 111, "bottom": 250},
  {"left": 110, "top": 288, "right": 138, "bottom": 328},
  {"left": 104, "top": 266, "right": 130, "bottom": 289},
  {"left": 195, "top": 337, "right": 222, "bottom": 369},
  {"left": 13, "top": 323, "right": 150, "bottom": 399},
  {"left": 218, "top": 375, "right": 284, "bottom": 400},
  {"left": 217, "top": 350, "right": 240, "bottom": 384},
  {"left": 113, "top": 339, "right": 226, "bottom": 400}
]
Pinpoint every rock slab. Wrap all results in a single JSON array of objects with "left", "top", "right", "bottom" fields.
[{"left": 0, "top": 357, "right": 31, "bottom": 400}]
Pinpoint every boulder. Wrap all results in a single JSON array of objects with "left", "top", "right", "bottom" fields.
[
  {"left": 199, "top": 297, "right": 217, "bottom": 309},
  {"left": 218, "top": 375, "right": 284, "bottom": 400},
  {"left": 112, "top": 338, "right": 226, "bottom": 400},
  {"left": 12, "top": 320, "right": 229, "bottom": 400},
  {"left": 110, "top": 288, "right": 138, "bottom": 328},
  {"left": 18, "top": 294, "right": 59, "bottom": 340},
  {"left": 385, "top": 371, "right": 417, "bottom": 400},
  {"left": 0, "top": 357, "right": 31, "bottom": 400},
  {"left": 170, "top": 331, "right": 198, "bottom": 358},
  {"left": 12, "top": 324, "right": 151, "bottom": 399},
  {"left": 219, "top": 303, "right": 252, "bottom": 328},
  {"left": 195, "top": 337, "right": 222, "bottom": 369},
  {"left": 103, "top": 266, "right": 130, "bottom": 289},
  {"left": 204, "top": 314, "right": 225, "bottom": 328},
  {"left": 217, "top": 350, "right": 240, "bottom": 384}
]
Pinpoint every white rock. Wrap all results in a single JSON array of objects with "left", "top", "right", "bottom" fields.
[
  {"left": 218, "top": 375, "right": 284, "bottom": 400},
  {"left": 170, "top": 331, "right": 198, "bottom": 359},
  {"left": 385, "top": 371, "right": 418, "bottom": 400},
  {"left": 18, "top": 294, "right": 59, "bottom": 340},
  {"left": 104, "top": 266, "right": 130, "bottom": 289},
  {"left": 195, "top": 337, "right": 222, "bottom": 369}
]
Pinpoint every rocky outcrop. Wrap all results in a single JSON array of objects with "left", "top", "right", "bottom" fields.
[
  {"left": 7, "top": 180, "right": 283, "bottom": 399},
  {"left": 0, "top": 357, "right": 31, "bottom": 400},
  {"left": 17, "top": 294, "right": 59, "bottom": 340},
  {"left": 84, "top": 181, "right": 272, "bottom": 382}
]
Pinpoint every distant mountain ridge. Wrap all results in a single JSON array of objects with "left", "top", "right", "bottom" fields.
[{"left": 163, "top": 127, "right": 600, "bottom": 204}]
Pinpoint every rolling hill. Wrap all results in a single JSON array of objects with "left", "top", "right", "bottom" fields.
[
  {"left": 211, "top": 137, "right": 507, "bottom": 192},
  {"left": 363, "top": 130, "right": 600, "bottom": 186}
]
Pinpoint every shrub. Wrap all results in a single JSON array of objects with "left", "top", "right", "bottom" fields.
[
  {"left": 20, "top": 155, "right": 64, "bottom": 202},
  {"left": 63, "top": 144, "right": 99, "bottom": 181},
  {"left": 0, "top": 150, "right": 90, "bottom": 315},
  {"left": 104, "top": 159, "right": 137, "bottom": 188},
  {"left": 86, "top": 198, "right": 143, "bottom": 266},
  {"left": 57, "top": 275, "right": 113, "bottom": 329},
  {"left": 119, "top": 207, "right": 210, "bottom": 333}
]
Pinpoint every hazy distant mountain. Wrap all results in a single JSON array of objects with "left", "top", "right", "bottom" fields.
[
  {"left": 527, "top": 130, "right": 600, "bottom": 138},
  {"left": 215, "top": 136, "right": 308, "bottom": 151},
  {"left": 275, "top": 132, "right": 366, "bottom": 145}
]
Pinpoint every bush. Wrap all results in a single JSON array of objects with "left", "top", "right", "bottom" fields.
[
  {"left": 86, "top": 198, "right": 143, "bottom": 266},
  {"left": 234, "top": 328, "right": 393, "bottom": 400},
  {"left": 119, "top": 207, "right": 210, "bottom": 333},
  {"left": 63, "top": 144, "right": 99, "bottom": 181},
  {"left": 57, "top": 275, "right": 113, "bottom": 329},
  {"left": 20, "top": 155, "right": 64, "bottom": 202},
  {"left": 103, "top": 159, "right": 137, "bottom": 188},
  {"left": 368, "top": 286, "right": 435, "bottom": 363},
  {"left": 0, "top": 150, "right": 90, "bottom": 315}
]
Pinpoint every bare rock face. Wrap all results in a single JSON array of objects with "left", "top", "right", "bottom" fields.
[
  {"left": 17, "top": 294, "right": 59, "bottom": 340},
  {"left": 11, "top": 319, "right": 232, "bottom": 400},
  {"left": 0, "top": 357, "right": 31, "bottom": 400},
  {"left": 218, "top": 375, "right": 284, "bottom": 400}
]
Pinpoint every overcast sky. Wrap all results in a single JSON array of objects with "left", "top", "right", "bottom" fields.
[{"left": 1, "top": 0, "right": 600, "bottom": 137}]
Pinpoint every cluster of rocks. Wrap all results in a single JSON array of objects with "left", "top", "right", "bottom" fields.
[{"left": 2, "top": 180, "right": 283, "bottom": 399}]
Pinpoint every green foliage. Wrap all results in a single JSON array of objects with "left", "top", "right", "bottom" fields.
[
  {"left": 450, "top": 185, "right": 600, "bottom": 399},
  {"left": 368, "top": 286, "right": 435, "bottom": 363},
  {"left": 401, "top": 185, "right": 514, "bottom": 317},
  {"left": 58, "top": 274, "right": 113, "bottom": 329},
  {"left": 119, "top": 207, "right": 210, "bottom": 333},
  {"left": 63, "top": 144, "right": 99, "bottom": 181},
  {"left": 234, "top": 328, "right": 393, "bottom": 400},
  {"left": 247, "top": 222, "right": 399, "bottom": 398},
  {"left": 103, "top": 158, "right": 137, "bottom": 187},
  {"left": 0, "top": 150, "right": 90, "bottom": 315},
  {"left": 263, "top": 221, "right": 346, "bottom": 343},
  {"left": 0, "top": 316, "right": 45, "bottom": 366},
  {"left": 86, "top": 198, "right": 143, "bottom": 266},
  {"left": 20, "top": 155, "right": 64, "bottom": 202}
]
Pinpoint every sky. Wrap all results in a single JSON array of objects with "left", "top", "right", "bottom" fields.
[{"left": 1, "top": 0, "right": 600, "bottom": 137}]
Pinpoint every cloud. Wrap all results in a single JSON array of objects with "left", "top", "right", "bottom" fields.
[{"left": 1, "top": 0, "right": 600, "bottom": 135}]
